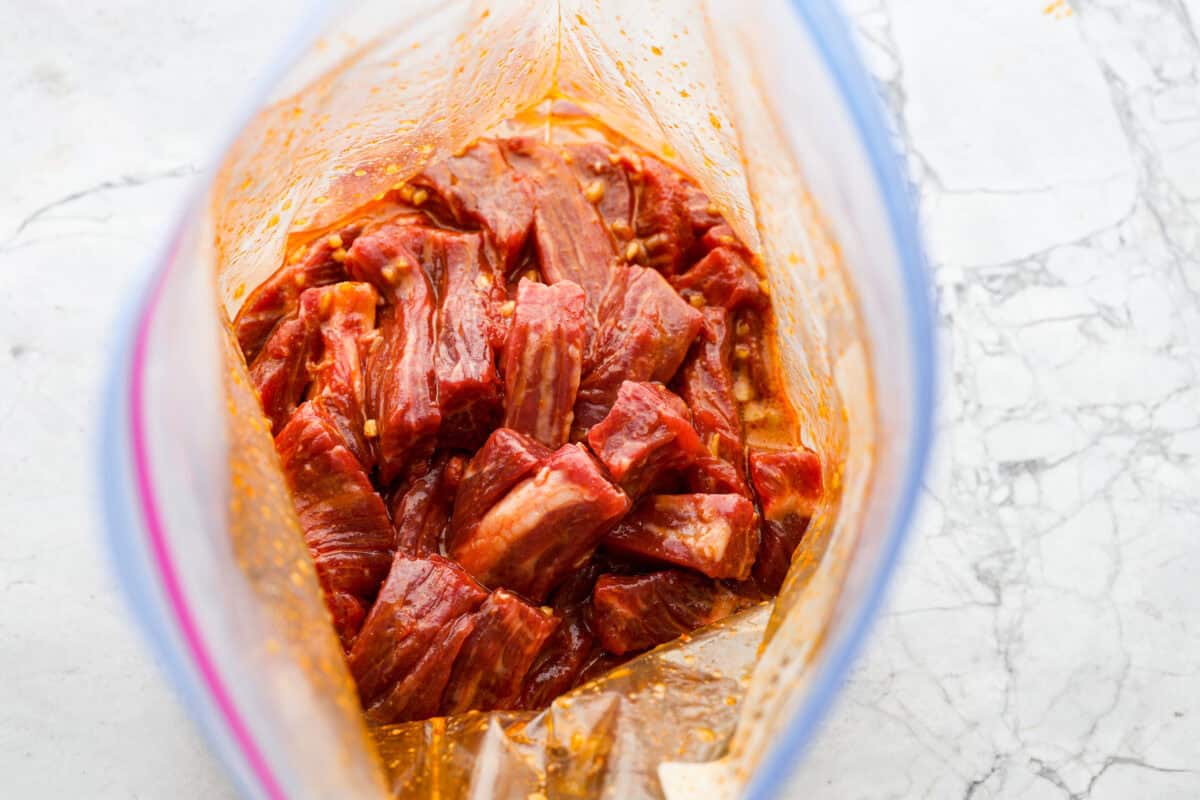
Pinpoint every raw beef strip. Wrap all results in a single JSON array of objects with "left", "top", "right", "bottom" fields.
[
  {"left": 449, "top": 444, "right": 629, "bottom": 602},
  {"left": 347, "top": 555, "right": 488, "bottom": 723},
  {"left": 586, "top": 381, "right": 707, "bottom": 499},
  {"left": 502, "top": 278, "right": 590, "bottom": 447},
  {"left": 441, "top": 589, "right": 560, "bottom": 714},
  {"left": 591, "top": 569, "right": 749, "bottom": 655},
  {"left": 602, "top": 493, "right": 759, "bottom": 580},
  {"left": 574, "top": 265, "right": 702, "bottom": 433},
  {"left": 748, "top": 447, "right": 823, "bottom": 593}
]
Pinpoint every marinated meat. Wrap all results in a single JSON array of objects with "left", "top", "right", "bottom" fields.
[
  {"left": 565, "top": 141, "right": 634, "bottom": 236},
  {"left": 674, "top": 308, "right": 749, "bottom": 496},
  {"left": 238, "top": 121, "right": 822, "bottom": 720},
  {"left": 327, "top": 591, "right": 368, "bottom": 648},
  {"left": 448, "top": 428, "right": 552, "bottom": 549},
  {"left": 411, "top": 140, "right": 535, "bottom": 271},
  {"left": 348, "top": 555, "right": 488, "bottom": 724},
  {"left": 248, "top": 309, "right": 317, "bottom": 435},
  {"left": 748, "top": 447, "right": 823, "bottom": 593},
  {"left": 518, "top": 606, "right": 594, "bottom": 710},
  {"left": 430, "top": 231, "right": 505, "bottom": 447},
  {"left": 685, "top": 185, "right": 724, "bottom": 237},
  {"left": 591, "top": 570, "right": 749, "bottom": 655},
  {"left": 502, "top": 279, "right": 591, "bottom": 448},
  {"left": 574, "top": 265, "right": 702, "bottom": 433},
  {"left": 502, "top": 136, "right": 619, "bottom": 305},
  {"left": 441, "top": 589, "right": 560, "bottom": 714},
  {"left": 698, "top": 222, "right": 743, "bottom": 254},
  {"left": 276, "top": 403, "right": 395, "bottom": 647},
  {"left": 390, "top": 453, "right": 466, "bottom": 557},
  {"left": 450, "top": 444, "right": 629, "bottom": 601},
  {"left": 234, "top": 223, "right": 360, "bottom": 362},
  {"left": 602, "top": 493, "right": 759, "bottom": 580},
  {"left": 346, "top": 221, "right": 441, "bottom": 483},
  {"left": 303, "top": 282, "right": 379, "bottom": 469},
  {"left": 670, "top": 246, "right": 766, "bottom": 312},
  {"left": 586, "top": 381, "right": 707, "bottom": 499},
  {"left": 516, "top": 558, "right": 609, "bottom": 710},
  {"left": 628, "top": 155, "right": 696, "bottom": 276}
]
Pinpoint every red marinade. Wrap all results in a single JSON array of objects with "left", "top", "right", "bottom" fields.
[{"left": 234, "top": 118, "right": 823, "bottom": 725}]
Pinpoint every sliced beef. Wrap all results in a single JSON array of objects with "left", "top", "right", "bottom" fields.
[
  {"left": 346, "top": 221, "right": 441, "bottom": 483},
  {"left": 430, "top": 231, "right": 506, "bottom": 448},
  {"left": 586, "top": 381, "right": 707, "bottom": 499},
  {"left": 502, "top": 136, "right": 619, "bottom": 306},
  {"left": 390, "top": 453, "right": 466, "bottom": 557},
  {"left": 448, "top": 428, "right": 552, "bottom": 549},
  {"left": 233, "top": 223, "right": 360, "bottom": 361},
  {"left": 449, "top": 444, "right": 629, "bottom": 602},
  {"left": 347, "top": 555, "right": 488, "bottom": 724},
  {"left": 670, "top": 246, "right": 766, "bottom": 312},
  {"left": 276, "top": 403, "right": 395, "bottom": 648},
  {"left": 565, "top": 141, "right": 635, "bottom": 236},
  {"left": 516, "top": 557, "right": 621, "bottom": 709},
  {"left": 748, "top": 447, "right": 823, "bottom": 593},
  {"left": 674, "top": 307, "right": 750, "bottom": 496},
  {"left": 602, "top": 493, "right": 759, "bottom": 580},
  {"left": 411, "top": 140, "right": 535, "bottom": 272},
  {"left": 303, "top": 281, "right": 379, "bottom": 468},
  {"left": 574, "top": 266, "right": 702, "bottom": 433},
  {"left": 591, "top": 570, "right": 749, "bottom": 655},
  {"left": 441, "top": 589, "right": 560, "bottom": 714},
  {"left": 248, "top": 309, "right": 317, "bottom": 435},
  {"left": 627, "top": 155, "right": 697, "bottom": 276},
  {"left": 502, "top": 279, "right": 591, "bottom": 448}
]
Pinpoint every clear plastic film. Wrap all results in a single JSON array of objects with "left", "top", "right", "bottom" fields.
[{"left": 140, "top": 0, "right": 934, "bottom": 797}]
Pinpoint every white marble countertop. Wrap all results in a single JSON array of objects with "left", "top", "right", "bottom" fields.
[{"left": 2, "top": 1, "right": 1196, "bottom": 798}]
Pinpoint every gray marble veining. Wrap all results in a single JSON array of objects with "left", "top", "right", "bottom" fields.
[{"left": 794, "top": 1, "right": 1200, "bottom": 797}]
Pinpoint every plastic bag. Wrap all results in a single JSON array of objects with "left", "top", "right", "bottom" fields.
[{"left": 102, "top": 1, "right": 933, "bottom": 798}]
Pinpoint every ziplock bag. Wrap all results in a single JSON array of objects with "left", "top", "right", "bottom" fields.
[{"left": 100, "top": 1, "right": 935, "bottom": 797}]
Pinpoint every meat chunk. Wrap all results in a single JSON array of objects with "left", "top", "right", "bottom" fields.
[
  {"left": 248, "top": 310, "right": 317, "bottom": 435},
  {"left": 674, "top": 308, "right": 749, "bottom": 496},
  {"left": 670, "top": 247, "right": 766, "bottom": 312},
  {"left": 502, "top": 136, "right": 618, "bottom": 305},
  {"left": 518, "top": 610, "right": 593, "bottom": 709},
  {"left": 347, "top": 555, "right": 488, "bottom": 724},
  {"left": 565, "top": 141, "right": 634, "bottom": 236},
  {"left": 602, "top": 494, "right": 759, "bottom": 580},
  {"left": 441, "top": 590, "right": 560, "bottom": 714},
  {"left": 346, "top": 221, "right": 441, "bottom": 483},
  {"left": 697, "top": 222, "right": 741, "bottom": 252},
  {"left": 628, "top": 155, "right": 696, "bottom": 275},
  {"left": 411, "top": 139, "right": 535, "bottom": 272},
  {"left": 390, "top": 454, "right": 466, "bottom": 557},
  {"left": 303, "top": 282, "right": 379, "bottom": 468},
  {"left": 327, "top": 592, "right": 367, "bottom": 648},
  {"left": 448, "top": 428, "right": 552, "bottom": 549},
  {"left": 516, "top": 558, "right": 610, "bottom": 709},
  {"left": 574, "top": 266, "right": 703, "bottom": 433},
  {"left": 684, "top": 185, "right": 724, "bottom": 236},
  {"left": 275, "top": 403, "right": 395, "bottom": 647},
  {"left": 591, "top": 570, "right": 748, "bottom": 655},
  {"left": 431, "top": 231, "right": 505, "bottom": 447},
  {"left": 748, "top": 448, "right": 823, "bottom": 593},
  {"left": 233, "top": 223, "right": 360, "bottom": 361},
  {"left": 502, "top": 279, "right": 591, "bottom": 448},
  {"left": 449, "top": 444, "right": 630, "bottom": 601},
  {"left": 586, "top": 381, "right": 707, "bottom": 499}
]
